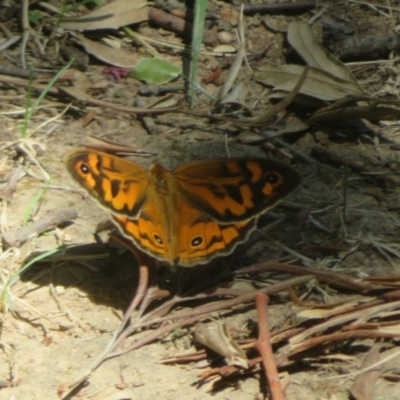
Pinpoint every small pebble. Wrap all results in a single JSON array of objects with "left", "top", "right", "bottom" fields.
[{"left": 217, "top": 31, "right": 234, "bottom": 44}]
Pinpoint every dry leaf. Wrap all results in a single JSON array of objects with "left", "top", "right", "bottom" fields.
[
  {"left": 194, "top": 322, "right": 248, "bottom": 369},
  {"left": 82, "top": 110, "right": 97, "bottom": 127},
  {"left": 218, "top": 81, "right": 251, "bottom": 112},
  {"left": 60, "top": 0, "right": 148, "bottom": 31},
  {"left": 310, "top": 105, "right": 400, "bottom": 123},
  {"left": 255, "top": 64, "right": 364, "bottom": 101},
  {"left": 287, "top": 20, "right": 359, "bottom": 85},
  {"left": 350, "top": 344, "right": 383, "bottom": 400},
  {"left": 73, "top": 34, "right": 140, "bottom": 68}
]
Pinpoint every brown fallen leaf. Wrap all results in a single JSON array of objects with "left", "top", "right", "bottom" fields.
[
  {"left": 194, "top": 321, "right": 248, "bottom": 369},
  {"left": 350, "top": 343, "right": 383, "bottom": 400},
  {"left": 309, "top": 104, "right": 400, "bottom": 123},
  {"left": 82, "top": 110, "right": 97, "bottom": 127},
  {"left": 288, "top": 20, "right": 359, "bottom": 85},
  {"left": 60, "top": 0, "right": 148, "bottom": 30},
  {"left": 255, "top": 64, "right": 364, "bottom": 101},
  {"left": 73, "top": 34, "right": 140, "bottom": 68}
]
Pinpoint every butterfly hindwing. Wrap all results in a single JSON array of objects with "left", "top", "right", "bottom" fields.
[
  {"left": 111, "top": 214, "right": 172, "bottom": 264},
  {"left": 172, "top": 200, "right": 257, "bottom": 267}
]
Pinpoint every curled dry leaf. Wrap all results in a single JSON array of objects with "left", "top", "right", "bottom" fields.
[
  {"left": 218, "top": 81, "right": 251, "bottom": 112},
  {"left": 255, "top": 21, "right": 400, "bottom": 124},
  {"left": 194, "top": 321, "right": 248, "bottom": 369}
]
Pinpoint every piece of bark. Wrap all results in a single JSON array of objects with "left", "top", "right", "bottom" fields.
[{"left": 2, "top": 208, "right": 78, "bottom": 248}]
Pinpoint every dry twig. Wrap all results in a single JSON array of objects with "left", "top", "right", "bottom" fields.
[
  {"left": 255, "top": 293, "right": 284, "bottom": 400},
  {"left": 2, "top": 208, "right": 77, "bottom": 248}
]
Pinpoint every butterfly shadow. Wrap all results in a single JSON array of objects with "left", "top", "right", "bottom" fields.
[
  {"left": 18, "top": 237, "right": 244, "bottom": 315},
  {"left": 19, "top": 230, "right": 301, "bottom": 399}
]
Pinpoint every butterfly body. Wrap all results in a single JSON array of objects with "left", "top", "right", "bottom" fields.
[{"left": 65, "top": 150, "right": 301, "bottom": 267}]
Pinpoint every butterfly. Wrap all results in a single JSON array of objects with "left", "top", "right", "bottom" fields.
[{"left": 64, "top": 149, "right": 301, "bottom": 268}]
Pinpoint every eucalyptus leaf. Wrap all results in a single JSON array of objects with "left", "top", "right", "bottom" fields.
[
  {"left": 255, "top": 64, "right": 364, "bottom": 101},
  {"left": 287, "top": 21, "right": 359, "bottom": 85}
]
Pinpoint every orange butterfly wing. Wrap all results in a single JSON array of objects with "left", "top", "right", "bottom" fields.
[
  {"left": 64, "top": 150, "right": 172, "bottom": 262},
  {"left": 65, "top": 151, "right": 301, "bottom": 267},
  {"left": 171, "top": 200, "right": 256, "bottom": 267},
  {"left": 168, "top": 158, "right": 301, "bottom": 266},
  {"left": 173, "top": 158, "right": 301, "bottom": 222}
]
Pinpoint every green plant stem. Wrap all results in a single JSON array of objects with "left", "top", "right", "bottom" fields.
[{"left": 189, "top": 0, "right": 208, "bottom": 107}]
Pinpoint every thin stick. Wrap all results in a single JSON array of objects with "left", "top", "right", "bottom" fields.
[
  {"left": 2, "top": 208, "right": 77, "bottom": 248},
  {"left": 255, "top": 293, "right": 284, "bottom": 400}
]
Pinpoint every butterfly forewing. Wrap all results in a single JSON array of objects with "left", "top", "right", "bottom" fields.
[
  {"left": 173, "top": 158, "right": 301, "bottom": 223},
  {"left": 64, "top": 150, "right": 150, "bottom": 218},
  {"left": 65, "top": 150, "right": 175, "bottom": 264}
]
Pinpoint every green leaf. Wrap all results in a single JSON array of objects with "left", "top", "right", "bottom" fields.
[
  {"left": 28, "top": 10, "right": 43, "bottom": 23},
  {"left": 129, "top": 57, "right": 181, "bottom": 84}
]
